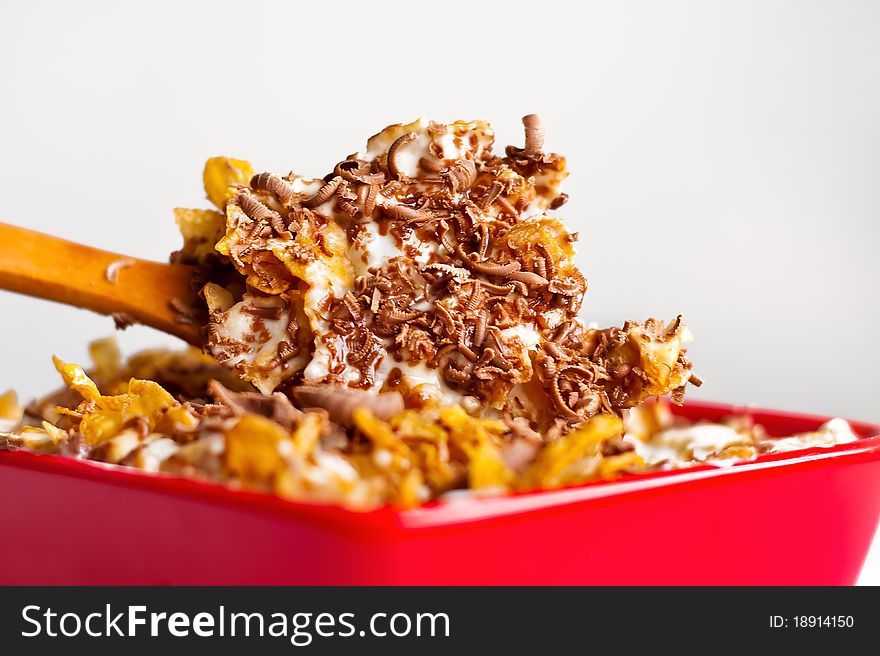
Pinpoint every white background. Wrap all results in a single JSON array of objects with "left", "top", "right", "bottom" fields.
[{"left": 1, "top": 0, "right": 878, "bottom": 582}]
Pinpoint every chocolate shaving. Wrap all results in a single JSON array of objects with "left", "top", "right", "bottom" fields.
[
  {"left": 370, "top": 287, "right": 381, "bottom": 313},
  {"left": 396, "top": 325, "right": 436, "bottom": 362},
  {"left": 467, "top": 280, "right": 483, "bottom": 312},
  {"left": 552, "top": 322, "right": 573, "bottom": 344},
  {"left": 423, "top": 263, "right": 471, "bottom": 282},
  {"left": 431, "top": 342, "right": 458, "bottom": 367},
  {"left": 480, "top": 180, "right": 504, "bottom": 209},
  {"left": 385, "top": 307, "right": 420, "bottom": 323},
  {"left": 473, "top": 311, "right": 487, "bottom": 347},
  {"left": 536, "top": 244, "right": 556, "bottom": 279},
  {"left": 548, "top": 278, "right": 582, "bottom": 296},
  {"left": 348, "top": 329, "right": 378, "bottom": 365},
  {"left": 419, "top": 156, "right": 446, "bottom": 173},
  {"left": 476, "top": 347, "right": 495, "bottom": 367},
  {"left": 480, "top": 280, "right": 528, "bottom": 296},
  {"left": 112, "top": 312, "right": 135, "bottom": 330},
  {"left": 475, "top": 365, "right": 507, "bottom": 380},
  {"left": 543, "top": 340, "right": 566, "bottom": 360},
  {"left": 537, "top": 353, "right": 557, "bottom": 380},
  {"left": 277, "top": 340, "right": 299, "bottom": 363},
  {"left": 291, "top": 384, "right": 404, "bottom": 426},
  {"left": 665, "top": 314, "right": 683, "bottom": 338},
  {"left": 336, "top": 194, "right": 360, "bottom": 218},
  {"left": 251, "top": 172, "right": 294, "bottom": 201},
  {"left": 522, "top": 114, "right": 545, "bottom": 156},
  {"left": 456, "top": 338, "right": 479, "bottom": 362},
  {"left": 240, "top": 303, "right": 284, "bottom": 320},
  {"left": 550, "top": 193, "right": 569, "bottom": 210},
  {"left": 382, "top": 204, "right": 432, "bottom": 223},
  {"left": 494, "top": 195, "right": 518, "bottom": 217},
  {"left": 362, "top": 182, "right": 379, "bottom": 218},
  {"left": 550, "top": 375, "right": 585, "bottom": 420},
  {"left": 237, "top": 192, "right": 276, "bottom": 223},
  {"left": 301, "top": 176, "right": 342, "bottom": 208},
  {"left": 559, "top": 364, "right": 597, "bottom": 382},
  {"left": 610, "top": 363, "right": 631, "bottom": 380},
  {"left": 550, "top": 364, "right": 603, "bottom": 421},
  {"left": 485, "top": 328, "right": 512, "bottom": 371},
  {"left": 387, "top": 132, "right": 417, "bottom": 180},
  {"left": 334, "top": 160, "right": 371, "bottom": 183},
  {"left": 343, "top": 292, "right": 364, "bottom": 322},
  {"left": 476, "top": 223, "right": 490, "bottom": 260},
  {"left": 533, "top": 256, "right": 548, "bottom": 280},
  {"left": 463, "top": 255, "right": 521, "bottom": 277},
  {"left": 437, "top": 221, "right": 457, "bottom": 253},
  {"left": 380, "top": 180, "right": 401, "bottom": 196},
  {"left": 237, "top": 192, "right": 288, "bottom": 236},
  {"left": 433, "top": 303, "right": 458, "bottom": 337},
  {"left": 443, "top": 361, "right": 473, "bottom": 385},
  {"left": 443, "top": 156, "right": 477, "bottom": 194},
  {"left": 208, "top": 380, "right": 301, "bottom": 431},
  {"left": 509, "top": 270, "right": 548, "bottom": 287}
]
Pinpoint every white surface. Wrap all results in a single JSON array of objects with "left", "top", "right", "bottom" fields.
[{"left": 0, "top": 0, "right": 878, "bottom": 583}]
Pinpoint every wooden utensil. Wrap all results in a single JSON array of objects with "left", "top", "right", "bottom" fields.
[{"left": 0, "top": 222, "right": 202, "bottom": 346}]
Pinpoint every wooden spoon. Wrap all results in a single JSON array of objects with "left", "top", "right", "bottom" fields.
[{"left": 0, "top": 222, "right": 202, "bottom": 346}]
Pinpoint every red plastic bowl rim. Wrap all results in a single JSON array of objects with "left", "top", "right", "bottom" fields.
[{"left": 2, "top": 401, "right": 879, "bottom": 532}]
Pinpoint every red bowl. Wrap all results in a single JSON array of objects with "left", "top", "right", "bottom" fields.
[{"left": 1, "top": 400, "right": 879, "bottom": 585}]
